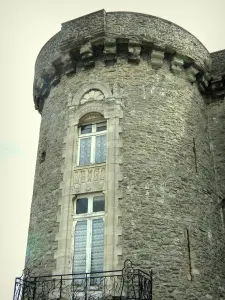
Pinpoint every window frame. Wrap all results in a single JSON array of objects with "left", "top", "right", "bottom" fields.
[
  {"left": 77, "top": 121, "right": 107, "bottom": 166},
  {"left": 72, "top": 193, "right": 105, "bottom": 274}
]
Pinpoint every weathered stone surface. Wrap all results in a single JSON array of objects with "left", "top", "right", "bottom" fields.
[
  {"left": 170, "top": 55, "right": 183, "bottom": 74},
  {"left": 104, "top": 37, "right": 117, "bottom": 63},
  {"left": 33, "top": 11, "right": 215, "bottom": 113},
  {"left": 211, "top": 50, "right": 225, "bottom": 77},
  {"left": 151, "top": 49, "right": 164, "bottom": 69},
  {"left": 128, "top": 40, "right": 141, "bottom": 63},
  {"left": 26, "top": 80, "right": 67, "bottom": 275},
  {"left": 80, "top": 42, "right": 94, "bottom": 67},
  {"left": 26, "top": 9, "right": 225, "bottom": 300},
  {"left": 62, "top": 53, "right": 76, "bottom": 75}
]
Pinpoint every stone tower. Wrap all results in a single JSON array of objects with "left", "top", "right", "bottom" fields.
[{"left": 24, "top": 10, "right": 225, "bottom": 300}]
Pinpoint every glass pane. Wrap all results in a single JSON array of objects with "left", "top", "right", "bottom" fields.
[
  {"left": 91, "top": 218, "right": 104, "bottom": 274},
  {"left": 79, "top": 138, "right": 91, "bottom": 165},
  {"left": 95, "top": 135, "right": 106, "bottom": 163},
  {"left": 93, "top": 196, "right": 105, "bottom": 212},
  {"left": 80, "top": 124, "right": 92, "bottom": 134},
  {"left": 96, "top": 122, "right": 107, "bottom": 132},
  {"left": 76, "top": 198, "right": 88, "bottom": 214},
  {"left": 73, "top": 220, "right": 87, "bottom": 274}
]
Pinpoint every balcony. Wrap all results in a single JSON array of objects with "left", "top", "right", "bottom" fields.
[{"left": 14, "top": 260, "right": 152, "bottom": 300}]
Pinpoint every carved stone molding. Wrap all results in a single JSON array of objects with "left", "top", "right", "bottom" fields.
[
  {"left": 80, "top": 89, "right": 104, "bottom": 104},
  {"left": 55, "top": 81, "right": 123, "bottom": 274},
  {"left": 72, "top": 165, "right": 106, "bottom": 194},
  {"left": 34, "top": 37, "right": 219, "bottom": 113},
  {"left": 69, "top": 81, "right": 112, "bottom": 108}
]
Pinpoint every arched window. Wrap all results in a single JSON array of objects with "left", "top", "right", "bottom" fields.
[{"left": 77, "top": 113, "right": 107, "bottom": 165}]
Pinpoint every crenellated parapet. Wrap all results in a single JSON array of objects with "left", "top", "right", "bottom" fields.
[{"left": 33, "top": 10, "right": 224, "bottom": 113}]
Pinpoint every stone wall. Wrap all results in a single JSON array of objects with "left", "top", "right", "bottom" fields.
[
  {"left": 27, "top": 9, "right": 225, "bottom": 300},
  {"left": 113, "top": 59, "right": 225, "bottom": 299},
  {"left": 26, "top": 83, "right": 67, "bottom": 275},
  {"left": 211, "top": 50, "right": 225, "bottom": 77},
  {"left": 34, "top": 9, "right": 209, "bottom": 80}
]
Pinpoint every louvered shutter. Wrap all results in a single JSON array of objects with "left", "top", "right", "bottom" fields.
[
  {"left": 91, "top": 218, "right": 104, "bottom": 273},
  {"left": 73, "top": 220, "right": 87, "bottom": 274}
]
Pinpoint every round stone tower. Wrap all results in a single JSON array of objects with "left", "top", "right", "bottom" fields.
[{"left": 26, "top": 9, "right": 225, "bottom": 300}]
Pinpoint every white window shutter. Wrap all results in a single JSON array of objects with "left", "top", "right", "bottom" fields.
[
  {"left": 73, "top": 220, "right": 87, "bottom": 274},
  {"left": 91, "top": 218, "right": 104, "bottom": 273}
]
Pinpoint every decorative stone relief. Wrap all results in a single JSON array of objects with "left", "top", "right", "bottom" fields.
[
  {"left": 72, "top": 165, "right": 106, "bottom": 194},
  {"left": 79, "top": 112, "right": 104, "bottom": 124},
  {"left": 80, "top": 89, "right": 104, "bottom": 104},
  {"left": 69, "top": 81, "right": 112, "bottom": 107}
]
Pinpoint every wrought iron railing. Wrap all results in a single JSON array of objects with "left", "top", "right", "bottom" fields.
[{"left": 14, "top": 260, "right": 152, "bottom": 300}]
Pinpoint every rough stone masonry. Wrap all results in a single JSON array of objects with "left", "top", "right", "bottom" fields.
[{"left": 25, "top": 10, "right": 225, "bottom": 300}]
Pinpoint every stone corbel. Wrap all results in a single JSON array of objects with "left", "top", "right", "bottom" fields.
[
  {"left": 186, "top": 66, "right": 199, "bottom": 83},
  {"left": 80, "top": 42, "right": 94, "bottom": 67},
  {"left": 33, "top": 77, "right": 49, "bottom": 113},
  {"left": 211, "top": 76, "right": 225, "bottom": 98},
  {"left": 104, "top": 38, "right": 117, "bottom": 63},
  {"left": 42, "top": 64, "right": 60, "bottom": 87},
  {"left": 62, "top": 53, "right": 76, "bottom": 76},
  {"left": 142, "top": 39, "right": 154, "bottom": 54},
  {"left": 35, "top": 78, "right": 49, "bottom": 98},
  {"left": 202, "top": 72, "right": 211, "bottom": 87},
  {"left": 151, "top": 49, "right": 164, "bottom": 69},
  {"left": 171, "top": 55, "right": 184, "bottom": 74},
  {"left": 128, "top": 40, "right": 141, "bottom": 63},
  {"left": 198, "top": 71, "right": 211, "bottom": 93},
  {"left": 204, "top": 57, "right": 212, "bottom": 73}
]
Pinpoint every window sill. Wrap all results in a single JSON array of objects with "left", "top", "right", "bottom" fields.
[{"left": 73, "top": 163, "right": 106, "bottom": 171}]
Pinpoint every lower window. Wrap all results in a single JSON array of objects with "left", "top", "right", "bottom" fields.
[{"left": 73, "top": 194, "right": 105, "bottom": 275}]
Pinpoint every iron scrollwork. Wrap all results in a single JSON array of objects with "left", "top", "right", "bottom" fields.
[{"left": 14, "top": 260, "right": 152, "bottom": 300}]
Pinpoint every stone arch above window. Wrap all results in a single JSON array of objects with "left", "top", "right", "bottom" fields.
[
  {"left": 79, "top": 112, "right": 105, "bottom": 125},
  {"left": 80, "top": 90, "right": 104, "bottom": 105},
  {"left": 72, "top": 81, "right": 112, "bottom": 106}
]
